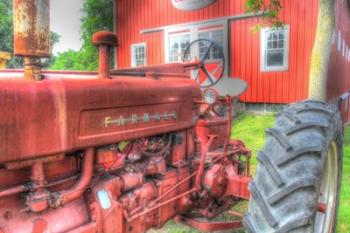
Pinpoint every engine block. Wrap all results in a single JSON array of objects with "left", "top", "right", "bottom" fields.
[{"left": 0, "top": 126, "right": 250, "bottom": 233}]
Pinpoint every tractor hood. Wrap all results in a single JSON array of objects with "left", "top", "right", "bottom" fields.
[{"left": 0, "top": 73, "right": 201, "bottom": 163}]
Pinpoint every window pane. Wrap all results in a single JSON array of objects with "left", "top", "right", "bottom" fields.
[
  {"left": 199, "top": 32, "right": 210, "bottom": 40},
  {"left": 133, "top": 44, "right": 146, "bottom": 67},
  {"left": 198, "top": 29, "right": 224, "bottom": 60},
  {"left": 263, "top": 27, "right": 288, "bottom": 70},
  {"left": 173, "top": 40, "right": 179, "bottom": 49},
  {"left": 267, "top": 41, "right": 273, "bottom": 49},
  {"left": 279, "top": 32, "right": 284, "bottom": 40},
  {"left": 169, "top": 36, "right": 178, "bottom": 61},
  {"left": 212, "top": 30, "right": 223, "bottom": 44},
  {"left": 167, "top": 25, "right": 226, "bottom": 62},
  {"left": 212, "top": 45, "right": 223, "bottom": 59},
  {"left": 212, "top": 30, "right": 224, "bottom": 59},
  {"left": 279, "top": 40, "right": 284, "bottom": 48},
  {"left": 267, "top": 33, "right": 273, "bottom": 41},
  {"left": 168, "top": 34, "right": 191, "bottom": 62},
  {"left": 139, "top": 47, "right": 144, "bottom": 54},
  {"left": 273, "top": 32, "right": 278, "bottom": 40},
  {"left": 266, "top": 50, "right": 284, "bottom": 66},
  {"left": 180, "top": 35, "right": 191, "bottom": 52},
  {"left": 273, "top": 40, "right": 278, "bottom": 48},
  {"left": 181, "top": 38, "right": 190, "bottom": 60},
  {"left": 199, "top": 40, "right": 209, "bottom": 58},
  {"left": 199, "top": 32, "right": 210, "bottom": 58}
]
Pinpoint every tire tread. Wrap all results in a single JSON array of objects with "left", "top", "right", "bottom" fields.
[
  {"left": 249, "top": 182, "right": 278, "bottom": 227},
  {"left": 257, "top": 151, "right": 285, "bottom": 186},
  {"left": 268, "top": 176, "right": 316, "bottom": 205},
  {"left": 244, "top": 100, "right": 342, "bottom": 233},
  {"left": 266, "top": 128, "right": 293, "bottom": 152}
]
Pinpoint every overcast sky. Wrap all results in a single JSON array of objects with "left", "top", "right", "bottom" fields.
[{"left": 51, "top": 0, "right": 84, "bottom": 54}]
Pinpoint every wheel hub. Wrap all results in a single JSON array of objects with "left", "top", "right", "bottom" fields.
[{"left": 314, "top": 141, "right": 338, "bottom": 233}]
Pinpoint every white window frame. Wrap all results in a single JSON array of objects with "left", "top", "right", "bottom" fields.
[
  {"left": 164, "top": 20, "right": 228, "bottom": 76},
  {"left": 165, "top": 30, "right": 192, "bottom": 63},
  {"left": 260, "top": 26, "right": 290, "bottom": 72},
  {"left": 131, "top": 43, "right": 147, "bottom": 67}
]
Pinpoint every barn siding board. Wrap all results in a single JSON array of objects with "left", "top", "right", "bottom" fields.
[
  {"left": 281, "top": 0, "right": 289, "bottom": 103},
  {"left": 296, "top": 0, "right": 304, "bottom": 101},
  {"left": 115, "top": 0, "right": 319, "bottom": 104},
  {"left": 327, "top": 0, "right": 350, "bottom": 104}
]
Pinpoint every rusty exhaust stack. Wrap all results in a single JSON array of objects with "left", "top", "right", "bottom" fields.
[
  {"left": 13, "top": 0, "right": 50, "bottom": 81},
  {"left": 92, "top": 31, "right": 118, "bottom": 79}
]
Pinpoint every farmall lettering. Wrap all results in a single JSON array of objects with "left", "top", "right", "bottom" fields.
[{"left": 104, "top": 111, "right": 177, "bottom": 128}]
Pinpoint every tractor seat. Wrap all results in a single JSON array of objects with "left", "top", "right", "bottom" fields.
[{"left": 211, "top": 77, "right": 247, "bottom": 97}]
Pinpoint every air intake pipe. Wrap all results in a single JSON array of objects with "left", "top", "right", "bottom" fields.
[
  {"left": 13, "top": 0, "right": 51, "bottom": 81},
  {"left": 92, "top": 31, "right": 118, "bottom": 79}
]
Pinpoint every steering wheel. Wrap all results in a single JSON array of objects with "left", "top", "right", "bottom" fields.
[{"left": 182, "top": 39, "right": 225, "bottom": 88}]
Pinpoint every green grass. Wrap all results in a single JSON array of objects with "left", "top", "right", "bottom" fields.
[
  {"left": 231, "top": 113, "right": 275, "bottom": 171},
  {"left": 338, "top": 126, "right": 350, "bottom": 233},
  {"left": 163, "top": 113, "right": 350, "bottom": 233}
]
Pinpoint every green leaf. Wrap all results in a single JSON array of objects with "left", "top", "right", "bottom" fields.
[{"left": 245, "top": 0, "right": 284, "bottom": 30}]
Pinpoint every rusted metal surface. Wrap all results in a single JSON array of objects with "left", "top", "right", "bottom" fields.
[
  {"left": 13, "top": 0, "right": 50, "bottom": 80},
  {"left": 5, "top": 154, "right": 64, "bottom": 170},
  {"left": 0, "top": 68, "right": 251, "bottom": 231},
  {"left": 92, "top": 31, "right": 118, "bottom": 79},
  {"left": 0, "top": 184, "right": 29, "bottom": 199},
  {"left": 23, "top": 148, "right": 94, "bottom": 212},
  {"left": 112, "top": 61, "right": 200, "bottom": 77},
  {"left": 0, "top": 76, "right": 199, "bottom": 163},
  {"left": 23, "top": 57, "right": 44, "bottom": 81},
  {"left": 1, "top": 198, "right": 90, "bottom": 232},
  {"left": 175, "top": 216, "right": 243, "bottom": 232},
  {"left": 55, "top": 148, "right": 94, "bottom": 207},
  {"left": 13, "top": 0, "right": 50, "bottom": 57}
]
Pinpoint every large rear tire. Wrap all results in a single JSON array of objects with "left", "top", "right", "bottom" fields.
[{"left": 243, "top": 100, "right": 343, "bottom": 233}]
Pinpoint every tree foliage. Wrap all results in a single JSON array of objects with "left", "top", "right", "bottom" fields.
[
  {"left": 0, "top": 0, "right": 21, "bottom": 68},
  {"left": 0, "top": 0, "right": 13, "bottom": 53},
  {"left": 51, "top": 0, "right": 114, "bottom": 71},
  {"left": 50, "top": 49, "right": 87, "bottom": 71},
  {"left": 245, "top": 0, "right": 283, "bottom": 30}
]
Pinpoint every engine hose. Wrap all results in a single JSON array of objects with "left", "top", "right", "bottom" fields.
[{"left": 50, "top": 148, "right": 95, "bottom": 207}]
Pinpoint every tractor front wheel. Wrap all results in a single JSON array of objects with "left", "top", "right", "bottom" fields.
[{"left": 244, "top": 100, "right": 343, "bottom": 233}]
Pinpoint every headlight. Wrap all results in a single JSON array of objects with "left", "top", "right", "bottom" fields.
[{"left": 203, "top": 88, "right": 218, "bottom": 105}]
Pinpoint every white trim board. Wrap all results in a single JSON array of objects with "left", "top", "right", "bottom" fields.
[{"left": 140, "top": 11, "right": 265, "bottom": 35}]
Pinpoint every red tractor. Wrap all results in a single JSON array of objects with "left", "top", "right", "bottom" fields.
[{"left": 0, "top": 1, "right": 343, "bottom": 233}]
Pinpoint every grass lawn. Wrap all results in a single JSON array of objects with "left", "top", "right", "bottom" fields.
[
  {"left": 163, "top": 113, "right": 350, "bottom": 233},
  {"left": 338, "top": 125, "right": 350, "bottom": 233}
]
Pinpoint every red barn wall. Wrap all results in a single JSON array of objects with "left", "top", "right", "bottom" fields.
[
  {"left": 327, "top": 0, "right": 350, "bottom": 101},
  {"left": 115, "top": 0, "right": 319, "bottom": 104},
  {"left": 327, "top": 0, "right": 350, "bottom": 122}
]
